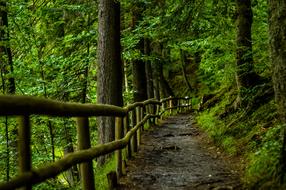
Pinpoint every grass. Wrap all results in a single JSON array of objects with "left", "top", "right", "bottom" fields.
[{"left": 95, "top": 156, "right": 116, "bottom": 190}]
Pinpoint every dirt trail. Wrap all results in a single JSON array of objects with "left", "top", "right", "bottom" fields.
[{"left": 118, "top": 114, "right": 242, "bottom": 190}]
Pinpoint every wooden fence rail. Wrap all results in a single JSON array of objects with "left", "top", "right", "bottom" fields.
[{"left": 0, "top": 95, "right": 191, "bottom": 190}]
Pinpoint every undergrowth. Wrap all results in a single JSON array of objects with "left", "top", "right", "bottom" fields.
[
  {"left": 95, "top": 156, "right": 116, "bottom": 190},
  {"left": 196, "top": 92, "right": 284, "bottom": 189},
  {"left": 33, "top": 157, "right": 116, "bottom": 190}
]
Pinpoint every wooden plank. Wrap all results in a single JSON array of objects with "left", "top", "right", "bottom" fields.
[
  {"left": 77, "top": 117, "right": 95, "bottom": 190},
  {"left": 124, "top": 113, "right": 132, "bottom": 159},
  {"left": 18, "top": 115, "right": 32, "bottom": 190},
  {"left": 136, "top": 107, "right": 141, "bottom": 146},
  {"left": 0, "top": 95, "right": 127, "bottom": 117},
  {"left": 115, "top": 117, "right": 123, "bottom": 178},
  {"left": 131, "top": 109, "right": 138, "bottom": 153}
]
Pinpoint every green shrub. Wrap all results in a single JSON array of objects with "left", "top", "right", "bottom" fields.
[
  {"left": 244, "top": 124, "right": 282, "bottom": 188},
  {"left": 221, "top": 136, "right": 237, "bottom": 155}
]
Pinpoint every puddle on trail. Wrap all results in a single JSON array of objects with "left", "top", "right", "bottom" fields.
[{"left": 118, "top": 114, "right": 242, "bottom": 190}]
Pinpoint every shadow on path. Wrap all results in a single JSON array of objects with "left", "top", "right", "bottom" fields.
[{"left": 118, "top": 114, "right": 242, "bottom": 190}]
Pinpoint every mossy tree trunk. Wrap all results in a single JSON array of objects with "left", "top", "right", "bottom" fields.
[
  {"left": 132, "top": 39, "right": 147, "bottom": 102},
  {"left": 268, "top": 0, "right": 286, "bottom": 182},
  {"left": 97, "top": 0, "right": 123, "bottom": 166},
  {"left": 131, "top": 5, "right": 147, "bottom": 102},
  {"left": 235, "top": 0, "right": 260, "bottom": 96}
]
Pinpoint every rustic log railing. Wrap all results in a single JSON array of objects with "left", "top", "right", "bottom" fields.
[{"left": 0, "top": 95, "right": 191, "bottom": 190}]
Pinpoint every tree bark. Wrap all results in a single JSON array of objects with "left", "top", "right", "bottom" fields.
[
  {"left": 144, "top": 38, "right": 154, "bottom": 99},
  {"left": 180, "top": 50, "right": 193, "bottom": 93},
  {"left": 152, "top": 62, "right": 160, "bottom": 100},
  {"left": 268, "top": 0, "right": 286, "bottom": 183},
  {"left": 131, "top": 5, "right": 147, "bottom": 102},
  {"left": 132, "top": 39, "right": 147, "bottom": 102},
  {"left": 97, "top": 0, "right": 123, "bottom": 166},
  {"left": 235, "top": 0, "right": 259, "bottom": 90},
  {"left": 158, "top": 61, "right": 174, "bottom": 98}
]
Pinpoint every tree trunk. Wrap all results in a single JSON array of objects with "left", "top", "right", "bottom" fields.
[
  {"left": 61, "top": 93, "right": 80, "bottom": 185},
  {"left": 132, "top": 39, "right": 147, "bottom": 102},
  {"left": 131, "top": 5, "right": 147, "bottom": 102},
  {"left": 180, "top": 50, "right": 193, "bottom": 93},
  {"left": 124, "top": 61, "right": 128, "bottom": 93},
  {"left": 268, "top": 0, "right": 286, "bottom": 183},
  {"left": 158, "top": 61, "right": 174, "bottom": 98},
  {"left": 158, "top": 44, "right": 174, "bottom": 98},
  {"left": 152, "top": 62, "right": 160, "bottom": 100},
  {"left": 144, "top": 38, "right": 154, "bottom": 99},
  {"left": 97, "top": 0, "right": 123, "bottom": 166},
  {"left": 235, "top": 0, "right": 260, "bottom": 90},
  {"left": 63, "top": 120, "right": 79, "bottom": 186}
]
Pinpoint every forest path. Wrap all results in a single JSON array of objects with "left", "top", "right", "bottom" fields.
[{"left": 118, "top": 114, "right": 242, "bottom": 190}]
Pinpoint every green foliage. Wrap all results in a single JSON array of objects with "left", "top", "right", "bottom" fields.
[
  {"left": 197, "top": 107, "right": 227, "bottom": 145},
  {"left": 252, "top": 0, "right": 270, "bottom": 77},
  {"left": 196, "top": 94, "right": 282, "bottom": 188},
  {"left": 0, "top": 0, "right": 279, "bottom": 189},
  {"left": 197, "top": 107, "right": 238, "bottom": 156},
  {"left": 244, "top": 124, "right": 282, "bottom": 188},
  {"left": 95, "top": 157, "right": 116, "bottom": 190}
]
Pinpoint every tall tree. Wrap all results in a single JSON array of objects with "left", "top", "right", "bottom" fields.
[
  {"left": 132, "top": 40, "right": 147, "bottom": 102},
  {"left": 235, "top": 0, "right": 260, "bottom": 93},
  {"left": 131, "top": 3, "right": 147, "bottom": 102},
  {"left": 97, "top": 0, "right": 123, "bottom": 166},
  {"left": 180, "top": 50, "right": 193, "bottom": 93},
  {"left": 144, "top": 38, "right": 154, "bottom": 99},
  {"left": 268, "top": 0, "right": 286, "bottom": 182}
]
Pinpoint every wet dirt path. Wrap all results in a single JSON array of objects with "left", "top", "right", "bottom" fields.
[{"left": 118, "top": 114, "right": 242, "bottom": 190}]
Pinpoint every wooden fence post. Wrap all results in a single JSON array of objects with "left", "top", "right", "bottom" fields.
[
  {"left": 124, "top": 113, "right": 132, "bottom": 159},
  {"left": 185, "top": 99, "right": 187, "bottom": 111},
  {"left": 131, "top": 109, "right": 138, "bottom": 153},
  {"left": 186, "top": 98, "right": 189, "bottom": 112},
  {"left": 141, "top": 106, "right": 144, "bottom": 131},
  {"left": 18, "top": 115, "right": 32, "bottom": 190},
  {"left": 155, "top": 104, "right": 159, "bottom": 124},
  {"left": 177, "top": 99, "right": 180, "bottom": 113},
  {"left": 136, "top": 106, "right": 141, "bottom": 146},
  {"left": 115, "top": 117, "right": 123, "bottom": 178},
  {"left": 169, "top": 98, "right": 173, "bottom": 115},
  {"left": 161, "top": 102, "right": 164, "bottom": 119},
  {"left": 147, "top": 105, "right": 151, "bottom": 126},
  {"left": 152, "top": 104, "right": 156, "bottom": 124},
  {"left": 77, "top": 117, "right": 95, "bottom": 190}
]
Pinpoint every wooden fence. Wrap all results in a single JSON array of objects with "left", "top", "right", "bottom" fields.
[{"left": 0, "top": 95, "right": 191, "bottom": 190}]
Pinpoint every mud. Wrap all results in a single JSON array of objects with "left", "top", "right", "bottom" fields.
[{"left": 118, "top": 114, "right": 242, "bottom": 190}]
